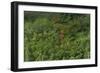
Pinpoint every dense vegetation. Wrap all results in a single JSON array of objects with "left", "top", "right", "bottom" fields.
[{"left": 24, "top": 11, "right": 90, "bottom": 61}]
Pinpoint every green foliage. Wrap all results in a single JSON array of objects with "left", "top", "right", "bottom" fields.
[{"left": 24, "top": 11, "right": 90, "bottom": 61}]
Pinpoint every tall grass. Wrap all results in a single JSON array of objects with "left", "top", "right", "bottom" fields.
[{"left": 24, "top": 11, "right": 90, "bottom": 61}]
